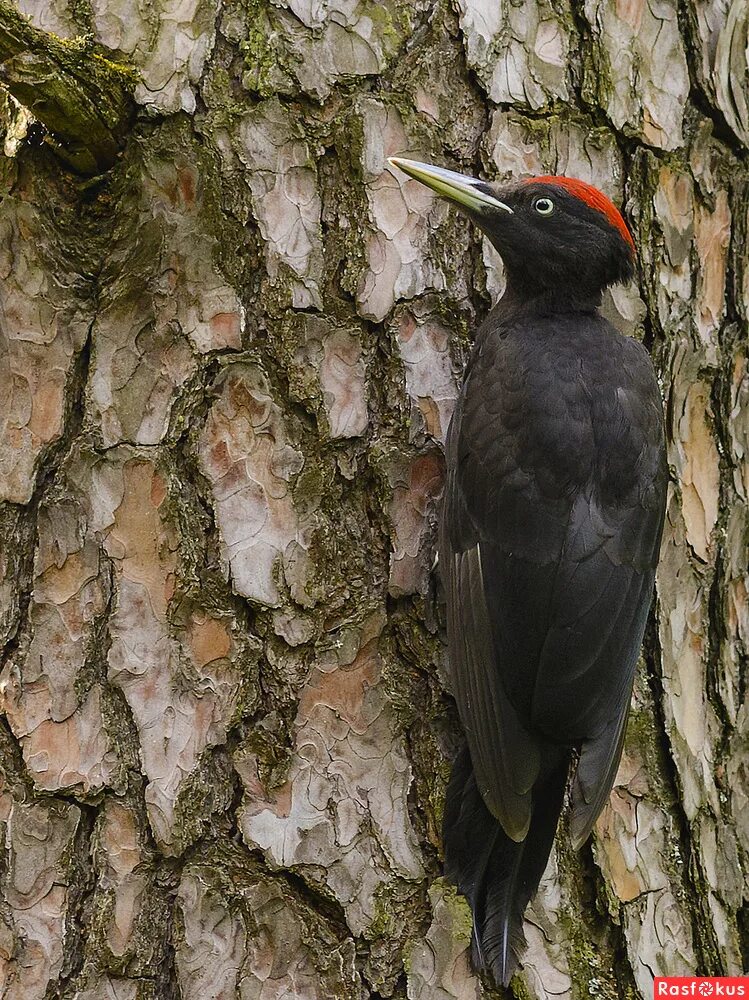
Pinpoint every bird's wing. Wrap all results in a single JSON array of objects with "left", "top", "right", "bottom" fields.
[
  {"left": 442, "top": 322, "right": 666, "bottom": 844},
  {"left": 442, "top": 536, "right": 540, "bottom": 841},
  {"left": 529, "top": 346, "right": 667, "bottom": 844},
  {"left": 530, "top": 489, "right": 660, "bottom": 736},
  {"left": 530, "top": 489, "right": 660, "bottom": 846},
  {"left": 438, "top": 333, "right": 569, "bottom": 841},
  {"left": 569, "top": 700, "right": 630, "bottom": 848}
]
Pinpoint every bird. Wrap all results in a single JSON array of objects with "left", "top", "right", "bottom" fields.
[{"left": 388, "top": 157, "right": 668, "bottom": 986}]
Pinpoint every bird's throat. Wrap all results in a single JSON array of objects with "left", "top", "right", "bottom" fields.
[{"left": 496, "top": 279, "right": 603, "bottom": 319}]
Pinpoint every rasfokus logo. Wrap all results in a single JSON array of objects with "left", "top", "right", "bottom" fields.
[{"left": 654, "top": 979, "right": 749, "bottom": 998}]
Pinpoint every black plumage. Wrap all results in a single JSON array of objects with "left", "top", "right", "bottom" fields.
[{"left": 389, "top": 159, "right": 668, "bottom": 986}]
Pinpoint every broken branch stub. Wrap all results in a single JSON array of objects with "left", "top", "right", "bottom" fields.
[{"left": 0, "top": 0, "right": 135, "bottom": 174}]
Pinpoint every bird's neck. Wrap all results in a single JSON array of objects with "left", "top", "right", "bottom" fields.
[{"left": 496, "top": 281, "right": 603, "bottom": 320}]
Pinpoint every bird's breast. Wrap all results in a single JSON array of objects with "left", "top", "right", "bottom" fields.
[{"left": 454, "top": 315, "right": 659, "bottom": 554}]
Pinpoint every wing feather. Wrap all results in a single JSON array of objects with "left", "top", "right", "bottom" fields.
[
  {"left": 443, "top": 541, "right": 540, "bottom": 841},
  {"left": 441, "top": 314, "right": 666, "bottom": 850}
]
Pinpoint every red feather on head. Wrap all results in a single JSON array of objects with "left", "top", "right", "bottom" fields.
[{"left": 527, "top": 176, "right": 635, "bottom": 253}]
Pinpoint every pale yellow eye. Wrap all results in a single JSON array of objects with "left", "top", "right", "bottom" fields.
[{"left": 534, "top": 197, "right": 555, "bottom": 216}]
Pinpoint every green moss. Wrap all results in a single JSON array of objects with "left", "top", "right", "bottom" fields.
[
  {"left": 0, "top": 3, "right": 136, "bottom": 172},
  {"left": 66, "top": 0, "right": 95, "bottom": 30},
  {"left": 368, "top": 885, "right": 400, "bottom": 940},
  {"left": 50, "top": 33, "right": 139, "bottom": 87},
  {"left": 368, "top": 878, "right": 426, "bottom": 994},
  {"left": 240, "top": 28, "right": 276, "bottom": 98},
  {"left": 563, "top": 925, "right": 628, "bottom": 1000},
  {"left": 171, "top": 749, "right": 236, "bottom": 853},
  {"left": 576, "top": 16, "right": 615, "bottom": 114},
  {"left": 365, "top": 0, "right": 406, "bottom": 57},
  {"left": 98, "top": 686, "right": 140, "bottom": 789},
  {"left": 509, "top": 973, "right": 537, "bottom": 1000},
  {"left": 133, "top": 984, "right": 161, "bottom": 1000},
  {"left": 240, "top": 0, "right": 297, "bottom": 98},
  {"left": 237, "top": 715, "right": 295, "bottom": 791},
  {"left": 434, "top": 879, "right": 473, "bottom": 944}
]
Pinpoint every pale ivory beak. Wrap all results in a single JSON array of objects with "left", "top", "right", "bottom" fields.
[{"left": 388, "top": 157, "right": 513, "bottom": 215}]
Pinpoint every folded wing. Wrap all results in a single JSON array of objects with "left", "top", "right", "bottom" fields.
[{"left": 441, "top": 323, "right": 666, "bottom": 843}]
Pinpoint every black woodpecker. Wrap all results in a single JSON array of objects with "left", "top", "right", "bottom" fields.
[{"left": 389, "top": 157, "right": 668, "bottom": 986}]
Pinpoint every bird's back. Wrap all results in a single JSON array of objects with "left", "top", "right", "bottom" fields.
[
  {"left": 443, "top": 308, "right": 665, "bottom": 742},
  {"left": 440, "top": 306, "right": 666, "bottom": 984}
]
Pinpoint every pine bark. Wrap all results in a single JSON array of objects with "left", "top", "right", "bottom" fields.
[{"left": 0, "top": 1, "right": 747, "bottom": 998}]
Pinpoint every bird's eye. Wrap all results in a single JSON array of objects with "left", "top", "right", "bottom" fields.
[{"left": 533, "top": 197, "right": 555, "bottom": 216}]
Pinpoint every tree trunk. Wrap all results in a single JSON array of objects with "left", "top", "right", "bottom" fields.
[{"left": 0, "top": 1, "right": 747, "bottom": 998}]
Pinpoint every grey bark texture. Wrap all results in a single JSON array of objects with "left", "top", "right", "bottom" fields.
[{"left": 0, "top": 1, "right": 747, "bottom": 998}]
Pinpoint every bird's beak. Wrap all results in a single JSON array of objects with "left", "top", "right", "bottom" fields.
[{"left": 388, "top": 157, "right": 513, "bottom": 216}]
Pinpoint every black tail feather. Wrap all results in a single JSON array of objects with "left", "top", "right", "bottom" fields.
[{"left": 443, "top": 745, "right": 569, "bottom": 986}]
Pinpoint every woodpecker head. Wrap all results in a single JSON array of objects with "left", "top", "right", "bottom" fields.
[{"left": 388, "top": 157, "right": 635, "bottom": 301}]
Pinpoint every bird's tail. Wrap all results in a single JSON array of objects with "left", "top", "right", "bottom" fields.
[{"left": 443, "top": 744, "right": 570, "bottom": 986}]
